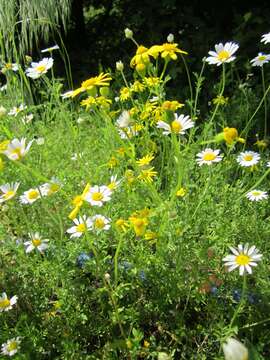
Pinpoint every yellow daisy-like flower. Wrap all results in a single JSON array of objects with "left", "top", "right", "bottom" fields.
[
  {"left": 136, "top": 154, "right": 154, "bottom": 167},
  {"left": 72, "top": 73, "right": 112, "bottom": 97},
  {"left": 159, "top": 43, "right": 188, "bottom": 60},
  {"left": 80, "top": 96, "right": 97, "bottom": 109},
  {"left": 131, "top": 80, "right": 145, "bottom": 92},
  {"left": 162, "top": 100, "right": 184, "bottom": 111},
  {"left": 115, "top": 218, "right": 130, "bottom": 232},
  {"left": 107, "top": 156, "right": 119, "bottom": 168},
  {"left": 138, "top": 167, "right": 157, "bottom": 183},
  {"left": 176, "top": 187, "right": 186, "bottom": 197},
  {"left": 68, "top": 183, "right": 90, "bottom": 220},
  {"left": 129, "top": 215, "right": 148, "bottom": 236},
  {"left": 212, "top": 95, "right": 229, "bottom": 105},
  {"left": 130, "top": 45, "right": 150, "bottom": 68},
  {"left": 143, "top": 77, "right": 161, "bottom": 87},
  {"left": 120, "top": 87, "right": 132, "bottom": 101}
]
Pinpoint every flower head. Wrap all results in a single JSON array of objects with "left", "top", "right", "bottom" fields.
[
  {"left": 196, "top": 148, "right": 223, "bottom": 166},
  {"left": 116, "top": 110, "right": 132, "bottom": 128},
  {"left": 40, "top": 178, "right": 62, "bottom": 196},
  {"left": 246, "top": 190, "right": 268, "bottom": 201},
  {"left": 136, "top": 154, "right": 154, "bottom": 167},
  {"left": 20, "top": 188, "right": 41, "bottom": 204},
  {"left": 250, "top": 52, "right": 270, "bottom": 67},
  {"left": 84, "top": 185, "right": 112, "bottom": 207},
  {"left": 41, "top": 44, "right": 59, "bottom": 53},
  {"left": 67, "top": 215, "right": 92, "bottom": 238},
  {"left": 8, "top": 104, "right": 27, "bottom": 117},
  {"left": 1, "top": 62, "right": 19, "bottom": 73},
  {"left": 236, "top": 151, "right": 260, "bottom": 167},
  {"left": 3, "top": 138, "right": 33, "bottom": 161},
  {"left": 261, "top": 32, "right": 270, "bottom": 44},
  {"left": 0, "top": 292, "right": 17, "bottom": 312},
  {"left": 108, "top": 175, "right": 122, "bottom": 190},
  {"left": 223, "top": 244, "right": 262, "bottom": 275},
  {"left": 138, "top": 167, "right": 157, "bottom": 183},
  {"left": 206, "top": 42, "right": 239, "bottom": 66},
  {"left": 0, "top": 182, "right": 20, "bottom": 203},
  {"left": 26, "top": 57, "right": 54, "bottom": 79},
  {"left": 89, "top": 214, "right": 111, "bottom": 233},
  {"left": 1, "top": 337, "right": 21, "bottom": 357},
  {"left": 24, "top": 232, "right": 49, "bottom": 253},
  {"left": 157, "top": 114, "right": 194, "bottom": 135},
  {"left": 222, "top": 338, "right": 248, "bottom": 360}
]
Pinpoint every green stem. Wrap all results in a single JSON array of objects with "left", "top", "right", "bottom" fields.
[
  {"left": 180, "top": 54, "right": 193, "bottom": 110},
  {"left": 229, "top": 275, "right": 247, "bottom": 329},
  {"left": 193, "top": 60, "right": 206, "bottom": 118},
  {"left": 114, "top": 235, "right": 123, "bottom": 285},
  {"left": 261, "top": 66, "right": 268, "bottom": 137}
]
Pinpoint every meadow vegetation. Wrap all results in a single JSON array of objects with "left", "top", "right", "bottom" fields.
[{"left": 1, "top": 28, "right": 270, "bottom": 359}]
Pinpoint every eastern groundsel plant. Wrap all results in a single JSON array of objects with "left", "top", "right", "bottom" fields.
[{"left": 1, "top": 26, "right": 270, "bottom": 359}]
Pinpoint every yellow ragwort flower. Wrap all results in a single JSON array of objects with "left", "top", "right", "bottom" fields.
[
  {"left": 130, "top": 46, "right": 150, "bottom": 68},
  {"left": 129, "top": 215, "right": 148, "bottom": 236},
  {"left": 162, "top": 100, "right": 184, "bottom": 111},
  {"left": 212, "top": 95, "right": 229, "bottom": 105},
  {"left": 72, "top": 73, "right": 112, "bottom": 98},
  {"left": 136, "top": 154, "right": 154, "bottom": 167},
  {"left": 176, "top": 187, "right": 187, "bottom": 197},
  {"left": 115, "top": 218, "right": 130, "bottom": 232},
  {"left": 68, "top": 183, "right": 90, "bottom": 220},
  {"left": 120, "top": 87, "right": 132, "bottom": 101},
  {"left": 138, "top": 167, "right": 157, "bottom": 183}
]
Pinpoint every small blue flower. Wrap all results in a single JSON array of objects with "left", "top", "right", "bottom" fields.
[{"left": 76, "top": 252, "right": 93, "bottom": 268}]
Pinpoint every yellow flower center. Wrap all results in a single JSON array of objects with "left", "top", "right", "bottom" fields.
[
  {"left": 3, "top": 190, "right": 15, "bottom": 199},
  {"left": 7, "top": 341, "right": 18, "bottom": 351},
  {"left": 251, "top": 191, "right": 261, "bottom": 196},
  {"left": 32, "top": 238, "right": 42, "bottom": 247},
  {"left": 76, "top": 223, "right": 86, "bottom": 232},
  {"left": 243, "top": 155, "right": 253, "bottom": 161},
  {"left": 94, "top": 218, "right": 105, "bottom": 229},
  {"left": 11, "top": 148, "right": 22, "bottom": 158},
  {"left": 36, "top": 65, "right": 46, "bottom": 73},
  {"left": 0, "top": 298, "right": 10, "bottom": 309},
  {"left": 236, "top": 254, "right": 250, "bottom": 266},
  {"left": 5, "top": 63, "right": 12, "bottom": 69},
  {"left": 258, "top": 55, "right": 266, "bottom": 61},
  {"left": 217, "top": 50, "right": 230, "bottom": 61},
  {"left": 48, "top": 183, "right": 60, "bottom": 195},
  {"left": 171, "top": 120, "right": 182, "bottom": 133},
  {"left": 203, "top": 153, "right": 217, "bottom": 161},
  {"left": 108, "top": 182, "right": 116, "bottom": 190},
  {"left": 92, "top": 192, "right": 103, "bottom": 201},
  {"left": 28, "top": 190, "right": 39, "bottom": 199}
]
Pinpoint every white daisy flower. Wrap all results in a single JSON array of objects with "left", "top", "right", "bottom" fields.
[
  {"left": 2, "top": 62, "right": 19, "bottom": 72},
  {"left": 90, "top": 214, "right": 111, "bottom": 233},
  {"left": 222, "top": 338, "right": 248, "bottom": 360},
  {"left": 0, "top": 292, "right": 18, "bottom": 312},
  {"left": 246, "top": 190, "right": 268, "bottom": 201},
  {"left": 35, "top": 137, "right": 44, "bottom": 145},
  {"left": 24, "top": 232, "right": 49, "bottom": 253},
  {"left": 3, "top": 138, "right": 33, "bottom": 161},
  {"left": 66, "top": 215, "right": 92, "bottom": 238},
  {"left": 236, "top": 151, "right": 260, "bottom": 167},
  {"left": 71, "top": 152, "right": 84, "bottom": 161},
  {"left": 40, "top": 177, "right": 62, "bottom": 196},
  {"left": 8, "top": 104, "right": 27, "bottom": 117},
  {"left": 41, "top": 44, "right": 59, "bottom": 53},
  {"left": 84, "top": 185, "right": 112, "bottom": 207},
  {"left": 25, "top": 57, "right": 54, "bottom": 79},
  {"left": 196, "top": 148, "right": 223, "bottom": 166},
  {"left": 157, "top": 114, "right": 194, "bottom": 135},
  {"left": 116, "top": 110, "right": 132, "bottom": 128},
  {"left": 223, "top": 244, "right": 262, "bottom": 275},
  {"left": 261, "top": 32, "right": 270, "bottom": 44},
  {"left": 250, "top": 52, "right": 270, "bottom": 67},
  {"left": 267, "top": 161, "right": 270, "bottom": 168},
  {"left": 21, "top": 113, "right": 34, "bottom": 124},
  {"left": 1, "top": 337, "right": 21, "bottom": 357},
  {"left": 206, "top": 42, "right": 239, "bottom": 66},
  {"left": 0, "top": 182, "right": 20, "bottom": 203},
  {"left": 108, "top": 175, "right": 122, "bottom": 190},
  {"left": 60, "top": 90, "right": 74, "bottom": 99},
  {"left": 118, "top": 126, "right": 139, "bottom": 139},
  {"left": 20, "top": 188, "right": 41, "bottom": 204}
]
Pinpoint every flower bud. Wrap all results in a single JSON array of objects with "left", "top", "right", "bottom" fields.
[
  {"left": 124, "top": 28, "right": 133, "bottom": 39},
  {"left": 222, "top": 338, "right": 248, "bottom": 360},
  {"left": 0, "top": 106, "right": 7, "bottom": 117},
  {"left": 167, "top": 33, "right": 174, "bottom": 43},
  {"left": 104, "top": 273, "right": 111, "bottom": 282},
  {"left": 116, "top": 61, "right": 124, "bottom": 71}
]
